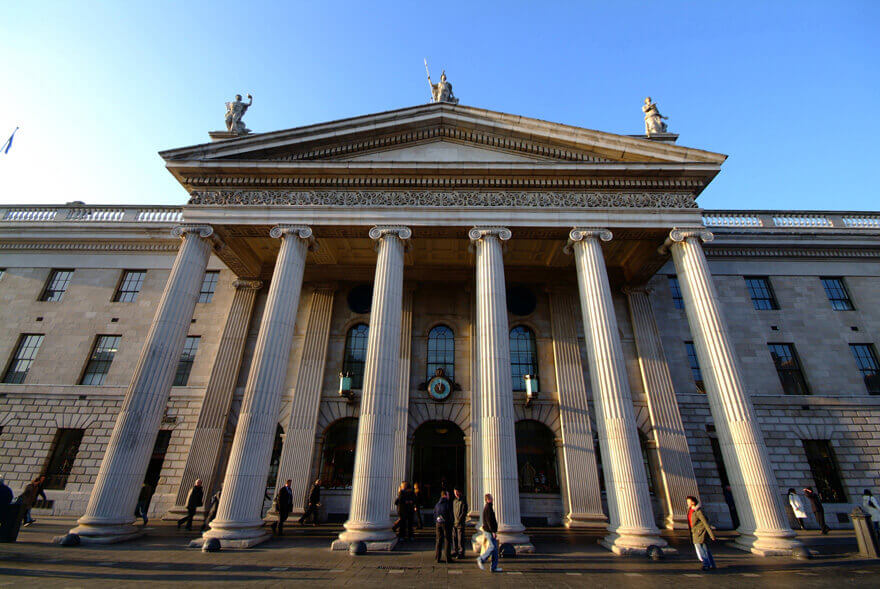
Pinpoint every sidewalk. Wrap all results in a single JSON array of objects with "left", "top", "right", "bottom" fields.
[{"left": 0, "top": 517, "right": 877, "bottom": 588}]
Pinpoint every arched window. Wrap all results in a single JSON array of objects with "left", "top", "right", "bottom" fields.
[
  {"left": 320, "top": 417, "right": 358, "bottom": 489},
  {"left": 510, "top": 326, "right": 538, "bottom": 392},
  {"left": 515, "top": 420, "right": 559, "bottom": 493},
  {"left": 342, "top": 323, "right": 369, "bottom": 389},
  {"left": 426, "top": 325, "right": 455, "bottom": 382}
]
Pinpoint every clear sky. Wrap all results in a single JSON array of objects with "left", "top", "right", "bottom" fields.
[{"left": 1, "top": 1, "right": 877, "bottom": 211}]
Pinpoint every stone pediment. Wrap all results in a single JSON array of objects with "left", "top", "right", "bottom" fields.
[{"left": 339, "top": 139, "right": 554, "bottom": 162}]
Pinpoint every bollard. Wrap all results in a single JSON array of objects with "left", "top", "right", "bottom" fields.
[{"left": 850, "top": 507, "right": 879, "bottom": 558}]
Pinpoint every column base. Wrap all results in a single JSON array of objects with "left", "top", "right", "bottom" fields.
[
  {"left": 732, "top": 531, "right": 803, "bottom": 556},
  {"left": 331, "top": 537, "right": 399, "bottom": 551},
  {"left": 200, "top": 518, "right": 272, "bottom": 549},
  {"left": 65, "top": 518, "right": 145, "bottom": 545},
  {"left": 599, "top": 529, "right": 676, "bottom": 556},
  {"left": 333, "top": 522, "right": 399, "bottom": 551},
  {"left": 565, "top": 512, "right": 609, "bottom": 529}
]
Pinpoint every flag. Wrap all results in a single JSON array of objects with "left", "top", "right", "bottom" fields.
[{"left": 2, "top": 127, "right": 18, "bottom": 154}]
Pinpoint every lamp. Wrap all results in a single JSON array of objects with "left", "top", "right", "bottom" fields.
[
  {"left": 524, "top": 374, "right": 539, "bottom": 407},
  {"left": 339, "top": 373, "right": 356, "bottom": 403}
]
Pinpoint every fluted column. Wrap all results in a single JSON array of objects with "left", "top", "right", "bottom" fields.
[
  {"left": 274, "top": 285, "right": 336, "bottom": 516},
  {"left": 68, "top": 225, "right": 216, "bottom": 543},
  {"left": 547, "top": 288, "right": 606, "bottom": 528},
  {"left": 469, "top": 227, "right": 531, "bottom": 550},
  {"left": 625, "top": 287, "right": 699, "bottom": 530},
  {"left": 168, "top": 278, "right": 262, "bottom": 519},
  {"left": 568, "top": 228, "right": 667, "bottom": 555},
  {"left": 333, "top": 226, "right": 410, "bottom": 550},
  {"left": 467, "top": 284, "right": 482, "bottom": 519},
  {"left": 201, "top": 225, "right": 312, "bottom": 548},
  {"left": 666, "top": 227, "right": 800, "bottom": 555},
  {"left": 390, "top": 287, "right": 414, "bottom": 513}
]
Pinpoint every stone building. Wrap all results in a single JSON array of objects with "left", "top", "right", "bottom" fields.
[{"left": 1, "top": 103, "right": 878, "bottom": 555}]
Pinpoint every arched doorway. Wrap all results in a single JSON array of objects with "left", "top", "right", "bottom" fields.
[{"left": 411, "top": 420, "right": 465, "bottom": 505}]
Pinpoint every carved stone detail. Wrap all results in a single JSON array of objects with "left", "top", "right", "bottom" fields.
[
  {"left": 368, "top": 226, "right": 412, "bottom": 241},
  {"left": 232, "top": 279, "right": 263, "bottom": 290},
  {"left": 188, "top": 190, "right": 698, "bottom": 209},
  {"left": 468, "top": 226, "right": 512, "bottom": 242},
  {"left": 172, "top": 224, "right": 214, "bottom": 239},
  {"left": 669, "top": 227, "right": 714, "bottom": 243}
]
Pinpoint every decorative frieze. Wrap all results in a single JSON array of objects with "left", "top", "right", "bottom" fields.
[{"left": 188, "top": 190, "right": 698, "bottom": 209}]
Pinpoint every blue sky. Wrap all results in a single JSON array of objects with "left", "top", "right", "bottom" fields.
[{"left": 1, "top": 1, "right": 877, "bottom": 210}]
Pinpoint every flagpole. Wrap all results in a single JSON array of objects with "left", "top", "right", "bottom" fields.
[{"left": 2, "top": 127, "right": 19, "bottom": 155}]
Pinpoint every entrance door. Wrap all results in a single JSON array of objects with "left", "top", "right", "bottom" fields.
[{"left": 411, "top": 420, "right": 465, "bottom": 505}]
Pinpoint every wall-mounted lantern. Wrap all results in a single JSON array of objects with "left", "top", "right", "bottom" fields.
[
  {"left": 339, "top": 373, "right": 356, "bottom": 403},
  {"left": 524, "top": 374, "right": 539, "bottom": 407}
]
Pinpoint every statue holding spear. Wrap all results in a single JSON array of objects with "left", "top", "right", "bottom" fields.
[{"left": 425, "top": 59, "right": 459, "bottom": 104}]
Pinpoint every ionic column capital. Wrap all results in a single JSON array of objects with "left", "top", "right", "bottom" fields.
[
  {"left": 564, "top": 227, "right": 612, "bottom": 254},
  {"left": 659, "top": 226, "right": 714, "bottom": 254},
  {"left": 233, "top": 279, "right": 263, "bottom": 291},
  {"left": 368, "top": 225, "right": 412, "bottom": 241},
  {"left": 270, "top": 224, "right": 316, "bottom": 250},
  {"left": 172, "top": 224, "right": 214, "bottom": 239},
  {"left": 468, "top": 226, "right": 512, "bottom": 242}
]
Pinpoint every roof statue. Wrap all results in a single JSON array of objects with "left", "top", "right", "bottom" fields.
[
  {"left": 225, "top": 93, "right": 253, "bottom": 135},
  {"left": 425, "top": 60, "right": 459, "bottom": 104},
  {"left": 642, "top": 96, "right": 668, "bottom": 136}
]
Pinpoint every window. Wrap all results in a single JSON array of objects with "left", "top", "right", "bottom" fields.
[
  {"left": 80, "top": 335, "right": 121, "bottom": 385},
  {"left": 40, "top": 269, "right": 73, "bottom": 302},
  {"left": 802, "top": 440, "right": 847, "bottom": 503},
  {"left": 745, "top": 276, "right": 779, "bottom": 310},
  {"left": 265, "top": 425, "right": 284, "bottom": 491},
  {"left": 684, "top": 341, "right": 705, "bottom": 393},
  {"left": 821, "top": 277, "right": 854, "bottom": 310},
  {"left": 320, "top": 418, "right": 358, "bottom": 489},
  {"left": 510, "top": 326, "right": 538, "bottom": 392},
  {"left": 850, "top": 344, "right": 880, "bottom": 395},
  {"left": 515, "top": 420, "right": 559, "bottom": 493},
  {"left": 3, "top": 334, "right": 44, "bottom": 384},
  {"left": 342, "top": 324, "right": 369, "bottom": 389},
  {"left": 667, "top": 275, "right": 684, "bottom": 310},
  {"left": 113, "top": 270, "right": 146, "bottom": 302},
  {"left": 43, "top": 428, "right": 85, "bottom": 489},
  {"left": 173, "top": 336, "right": 200, "bottom": 386},
  {"left": 768, "top": 343, "right": 810, "bottom": 395},
  {"left": 198, "top": 271, "right": 220, "bottom": 303},
  {"left": 426, "top": 325, "right": 455, "bottom": 382}
]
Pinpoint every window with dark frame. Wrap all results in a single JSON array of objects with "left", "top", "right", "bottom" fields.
[
  {"left": 198, "top": 271, "right": 220, "bottom": 303},
  {"left": 40, "top": 269, "right": 74, "bottom": 302},
  {"left": 684, "top": 341, "right": 705, "bottom": 393},
  {"left": 426, "top": 325, "right": 455, "bottom": 382},
  {"left": 113, "top": 270, "right": 146, "bottom": 302},
  {"left": 745, "top": 276, "right": 779, "bottom": 310},
  {"left": 667, "top": 275, "right": 684, "bottom": 310},
  {"left": 80, "top": 335, "right": 121, "bottom": 385},
  {"left": 821, "top": 277, "right": 854, "bottom": 310},
  {"left": 510, "top": 325, "right": 538, "bottom": 392},
  {"left": 768, "top": 343, "right": 810, "bottom": 395},
  {"left": 342, "top": 323, "right": 369, "bottom": 389},
  {"left": 802, "top": 439, "right": 847, "bottom": 503},
  {"left": 43, "top": 428, "right": 85, "bottom": 490},
  {"left": 320, "top": 417, "right": 358, "bottom": 489},
  {"left": 515, "top": 420, "right": 560, "bottom": 494},
  {"left": 173, "top": 336, "right": 200, "bottom": 386},
  {"left": 850, "top": 344, "right": 880, "bottom": 395},
  {"left": 3, "top": 333, "right": 45, "bottom": 384}
]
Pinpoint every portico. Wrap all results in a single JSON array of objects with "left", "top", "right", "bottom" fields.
[{"left": 62, "top": 102, "right": 801, "bottom": 556}]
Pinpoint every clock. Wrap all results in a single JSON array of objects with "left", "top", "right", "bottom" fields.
[{"left": 427, "top": 372, "right": 453, "bottom": 402}]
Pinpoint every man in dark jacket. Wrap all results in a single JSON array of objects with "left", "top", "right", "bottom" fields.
[
  {"left": 803, "top": 487, "right": 830, "bottom": 534},
  {"left": 21, "top": 476, "right": 47, "bottom": 526},
  {"left": 476, "top": 493, "right": 500, "bottom": 572},
  {"left": 686, "top": 496, "right": 717, "bottom": 571},
  {"left": 201, "top": 487, "right": 221, "bottom": 531},
  {"left": 135, "top": 483, "right": 152, "bottom": 525},
  {"left": 394, "top": 482, "right": 416, "bottom": 540},
  {"left": 433, "top": 491, "right": 453, "bottom": 563},
  {"left": 177, "top": 479, "right": 203, "bottom": 531},
  {"left": 452, "top": 487, "right": 468, "bottom": 558},
  {"left": 298, "top": 479, "right": 321, "bottom": 526},
  {"left": 271, "top": 479, "right": 294, "bottom": 535}
]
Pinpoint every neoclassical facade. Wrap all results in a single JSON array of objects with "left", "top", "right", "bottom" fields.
[{"left": 1, "top": 104, "right": 878, "bottom": 555}]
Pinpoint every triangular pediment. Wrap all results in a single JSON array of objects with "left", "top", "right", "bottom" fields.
[{"left": 160, "top": 103, "right": 727, "bottom": 166}]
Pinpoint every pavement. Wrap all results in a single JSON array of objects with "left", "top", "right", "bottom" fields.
[{"left": 0, "top": 517, "right": 878, "bottom": 587}]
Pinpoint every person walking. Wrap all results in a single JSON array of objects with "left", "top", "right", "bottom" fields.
[
  {"left": 20, "top": 476, "right": 47, "bottom": 527},
  {"left": 452, "top": 487, "right": 468, "bottom": 558},
  {"left": 201, "top": 487, "right": 221, "bottom": 531},
  {"left": 271, "top": 479, "right": 294, "bottom": 535},
  {"left": 686, "top": 496, "right": 717, "bottom": 571},
  {"left": 394, "top": 482, "right": 416, "bottom": 540},
  {"left": 788, "top": 488, "right": 809, "bottom": 530},
  {"left": 177, "top": 479, "right": 203, "bottom": 531},
  {"left": 863, "top": 489, "right": 880, "bottom": 535},
  {"left": 134, "top": 483, "right": 152, "bottom": 525},
  {"left": 433, "top": 490, "right": 453, "bottom": 564},
  {"left": 298, "top": 479, "right": 322, "bottom": 526},
  {"left": 413, "top": 482, "right": 425, "bottom": 529},
  {"left": 803, "top": 487, "right": 829, "bottom": 534},
  {"left": 476, "top": 493, "right": 501, "bottom": 573}
]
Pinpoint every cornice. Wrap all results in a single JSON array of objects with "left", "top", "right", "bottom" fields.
[
  {"left": 704, "top": 246, "right": 880, "bottom": 259},
  {"left": 0, "top": 240, "right": 179, "bottom": 253}
]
